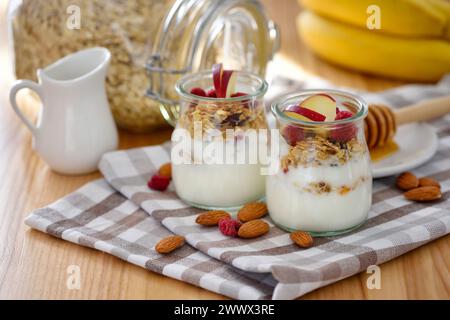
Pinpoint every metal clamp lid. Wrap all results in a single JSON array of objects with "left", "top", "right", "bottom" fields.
[
  {"left": 145, "top": 0, "right": 280, "bottom": 107},
  {"left": 145, "top": 54, "right": 191, "bottom": 105},
  {"left": 145, "top": 0, "right": 217, "bottom": 106}
]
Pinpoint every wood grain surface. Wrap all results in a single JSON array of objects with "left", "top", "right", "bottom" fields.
[{"left": 0, "top": 0, "right": 448, "bottom": 299}]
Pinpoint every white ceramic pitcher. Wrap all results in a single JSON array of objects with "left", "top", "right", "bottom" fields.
[{"left": 10, "top": 47, "right": 118, "bottom": 175}]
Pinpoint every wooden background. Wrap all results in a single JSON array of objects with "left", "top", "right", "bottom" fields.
[{"left": 0, "top": 0, "right": 448, "bottom": 299}]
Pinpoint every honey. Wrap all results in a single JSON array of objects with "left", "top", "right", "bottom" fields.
[{"left": 370, "top": 140, "right": 399, "bottom": 162}]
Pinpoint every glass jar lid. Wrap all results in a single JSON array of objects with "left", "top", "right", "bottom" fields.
[{"left": 146, "top": 0, "right": 279, "bottom": 107}]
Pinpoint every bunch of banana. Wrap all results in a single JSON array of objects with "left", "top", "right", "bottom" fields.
[{"left": 297, "top": 0, "right": 450, "bottom": 81}]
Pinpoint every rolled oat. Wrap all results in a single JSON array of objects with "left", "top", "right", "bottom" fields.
[{"left": 10, "top": 0, "right": 169, "bottom": 132}]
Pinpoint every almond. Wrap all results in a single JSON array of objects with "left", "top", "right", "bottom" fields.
[
  {"left": 155, "top": 235, "right": 185, "bottom": 254},
  {"left": 158, "top": 162, "right": 172, "bottom": 179},
  {"left": 404, "top": 186, "right": 441, "bottom": 202},
  {"left": 238, "top": 220, "right": 270, "bottom": 239},
  {"left": 196, "top": 210, "right": 231, "bottom": 226},
  {"left": 290, "top": 231, "right": 313, "bottom": 248},
  {"left": 237, "top": 202, "right": 268, "bottom": 222},
  {"left": 396, "top": 172, "right": 419, "bottom": 190},
  {"left": 418, "top": 177, "right": 441, "bottom": 189}
]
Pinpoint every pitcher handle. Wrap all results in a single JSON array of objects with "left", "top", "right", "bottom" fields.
[{"left": 9, "top": 80, "right": 43, "bottom": 136}]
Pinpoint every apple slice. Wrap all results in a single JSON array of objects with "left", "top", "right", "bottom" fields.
[
  {"left": 212, "top": 63, "right": 223, "bottom": 95},
  {"left": 284, "top": 111, "right": 311, "bottom": 122},
  {"left": 285, "top": 105, "right": 325, "bottom": 122},
  {"left": 300, "top": 94, "right": 336, "bottom": 121},
  {"left": 219, "top": 70, "right": 237, "bottom": 98},
  {"left": 225, "top": 72, "right": 238, "bottom": 98}
]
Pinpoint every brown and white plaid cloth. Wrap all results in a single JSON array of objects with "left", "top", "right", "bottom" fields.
[
  {"left": 26, "top": 75, "right": 450, "bottom": 299},
  {"left": 25, "top": 180, "right": 276, "bottom": 299}
]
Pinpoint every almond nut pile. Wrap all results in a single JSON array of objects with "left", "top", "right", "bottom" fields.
[
  {"left": 196, "top": 202, "right": 270, "bottom": 239},
  {"left": 196, "top": 202, "right": 314, "bottom": 248},
  {"left": 396, "top": 172, "right": 442, "bottom": 202},
  {"left": 155, "top": 201, "right": 315, "bottom": 254}
]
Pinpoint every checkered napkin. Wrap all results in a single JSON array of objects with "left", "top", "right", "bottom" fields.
[
  {"left": 26, "top": 75, "right": 450, "bottom": 300},
  {"left": 25, "top": 179, "right": 276, "bottom": 299}
]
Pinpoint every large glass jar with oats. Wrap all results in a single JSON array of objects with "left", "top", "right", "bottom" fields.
[
  {"left": 267, "top": 90, "right": 372, "bottom": 236},
  {"left": 172, "top": 70, "right": 268, "bottom": 210},
  {"left": 8, "top": 0, "right": 279, "bottom": 133}
]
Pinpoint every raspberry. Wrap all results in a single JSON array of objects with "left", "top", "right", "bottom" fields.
[
  {"left": 148, "top": 174, "right": 170, "bottom": 191},
  {"left": 282, "top": 125, "right": 304, "bottom": 146},
  {"left": 218, "top": 217, "right": 241, "bottom": 237},
  {"left": 331, "top": 110, "right": 356, "bottom": 142},
  {"left": 330, "top": 125, "right": 357, "bottom": 142},
  {"left": 190, "top": 87, "right": 206, "bottom": 97},
  {"left": 231, "top": 92, "right": 250, "bottom": 108},
  {"left": 207, "top": 89, "right": 217, "bottom": 98},
  {"left": 230, "top": 92, "right": 248, "bottom": 98},
  {"left": 335, "top": 110, "right": 353, "bottom": 120}
]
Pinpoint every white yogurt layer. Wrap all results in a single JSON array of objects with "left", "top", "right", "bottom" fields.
[
  {"left": 173, "top": 162, "right": 265, "bottom": 208},
  {"left": 171, "top": 134, "right": 266, "bottom": 209},
  {"left": 266, "top": 156, "right": 372, "bottom": 232}
]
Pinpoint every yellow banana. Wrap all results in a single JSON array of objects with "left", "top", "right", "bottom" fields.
[
  {"left": 297, "top": 11, "right": 450, "bottom": 81},
  {"left": 299, "top": 0, "right": 448, "bottom": 39},
  {"left": 428, "top": 0, "right": 450, "bottom": 39}
]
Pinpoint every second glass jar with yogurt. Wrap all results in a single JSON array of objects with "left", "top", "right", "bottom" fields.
[
  {"left": 172, "top": 68, "right": 268, "bottom": 210},
  {"left": 267, "top": 90, "right": 372, "bottom": 236}
]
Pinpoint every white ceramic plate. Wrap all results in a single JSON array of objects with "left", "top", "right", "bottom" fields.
[{"left": 371, "top": 123, "right": 438, "bottom": 179}]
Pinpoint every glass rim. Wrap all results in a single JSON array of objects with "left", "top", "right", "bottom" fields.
[
  {"left": 271, "top": 89, "right": 368, "bottom": 127},
  {"left": 175, "top": 70, "right": 268, "bottom": 102}
]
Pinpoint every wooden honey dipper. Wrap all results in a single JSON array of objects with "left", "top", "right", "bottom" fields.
[{"left": 365, "top": 95, "right": 450, "bottom": 150}]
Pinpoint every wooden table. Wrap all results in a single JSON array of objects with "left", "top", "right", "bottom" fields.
[{"left": 1, "top": 0, "right": 448, "bottom": 299}]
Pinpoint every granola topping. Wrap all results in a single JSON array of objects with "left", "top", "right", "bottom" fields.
[
  {"left": 281, "top": 136, "right": 365, "bottom": 171},
  {"left": 301, "top": 176, "right": 369, "bottom": 195},
  {"left": 178, "top": 101, "right": 267, "bottom": 137}
]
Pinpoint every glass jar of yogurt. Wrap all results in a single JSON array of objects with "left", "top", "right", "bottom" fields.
[
  {"left": 267, "top": 90, "right": 372, "bottom": 236},
  {"left": 172, "top": 70, "right": 269, "bottom": 210}
]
